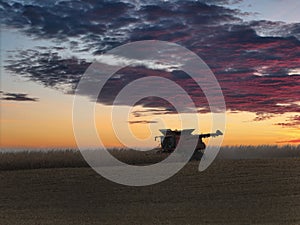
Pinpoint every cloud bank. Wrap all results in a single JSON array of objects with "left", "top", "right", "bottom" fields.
[{"left": 2, "top": 0, "right": 300, "bottom": 119}]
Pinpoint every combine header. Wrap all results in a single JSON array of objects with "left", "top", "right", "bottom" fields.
[{"left": 155, "top": 129, "right": 223, "bottom": 157}]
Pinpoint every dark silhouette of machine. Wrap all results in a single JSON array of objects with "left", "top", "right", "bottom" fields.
[{"left": 155, "top": 129, "right": 223, "bottom": 154}]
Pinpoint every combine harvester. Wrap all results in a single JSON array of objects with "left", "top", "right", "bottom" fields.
[{"left": 155, "top": 129, "right": 223, "bottom": 159}]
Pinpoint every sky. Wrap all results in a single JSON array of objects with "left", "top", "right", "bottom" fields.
[{"left": 0, "top": 0, "right": 300, "bottom": 149}]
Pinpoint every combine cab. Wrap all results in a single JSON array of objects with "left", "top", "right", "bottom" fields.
[{"left": 155, "top": 129, "right": 223, "bottom": 158}]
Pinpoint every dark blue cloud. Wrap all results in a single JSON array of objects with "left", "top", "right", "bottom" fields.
[{"left": 5, "top": 50, "right": 89, "bottom": 92}]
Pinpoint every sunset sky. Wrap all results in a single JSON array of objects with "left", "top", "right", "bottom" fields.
[{"left": 1, "top": 0, "right": 300, "bottom": 149}]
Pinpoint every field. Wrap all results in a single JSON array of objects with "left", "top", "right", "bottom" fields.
[{"left": 0, "top": 146, "right": 300, "bottom": 225}]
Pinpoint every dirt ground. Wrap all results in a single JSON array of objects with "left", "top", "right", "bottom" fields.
[{"left": 0, "top": 158, "right": 299, "bottom": 225}]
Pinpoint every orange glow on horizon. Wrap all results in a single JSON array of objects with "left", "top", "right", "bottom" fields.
[{"left": 1, "top": 99, "right": 299, "bottom": 148}]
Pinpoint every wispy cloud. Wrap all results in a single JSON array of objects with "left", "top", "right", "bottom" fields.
[
  {"left": 276, "top": 139, "right": 300, "bottom": 144},
  {"left": 128, "top": 120, "right": 158, "bottom": 124},
  {"left": 0, "top": 91, "right": 38, "bottom": 102},
  {"left": 274, "top": 115, "right": 300, "bottom": 127}
]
